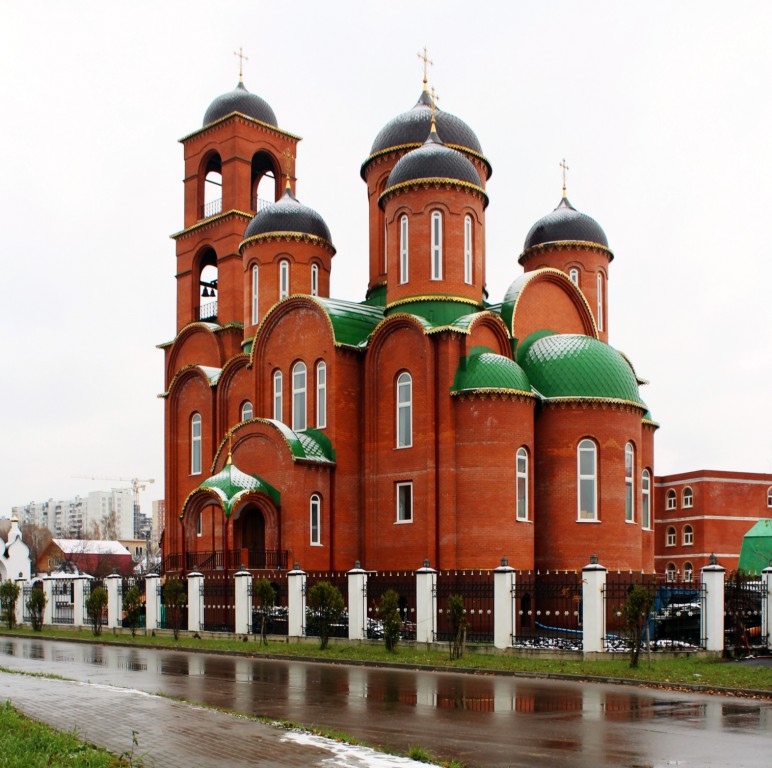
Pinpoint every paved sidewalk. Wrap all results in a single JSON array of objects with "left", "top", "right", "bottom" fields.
[{"left": 0, "top": 672, "right": 428, "bottom": 768}]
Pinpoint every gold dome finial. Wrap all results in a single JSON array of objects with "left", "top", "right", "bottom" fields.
[
  {"left": 429, "top": 85, "right": 440, "bottom": 133},
  {"left": 226, "top": 431, "right": 234, "bottom": 465},
  {"left": 417, "top": 46, "right": 433, "bottom": 92},
  {"left": 234, "top": 47, "right": 249, "bottom": 84},
  {"left": 560, "top": 158, "right": 569, "bottom": 198},
  {"left": 281, "top": 149, "right": 295, "bottom": 191}
]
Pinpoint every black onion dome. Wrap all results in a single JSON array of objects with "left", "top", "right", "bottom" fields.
[
  {"left": 523, "top": 196, "right": 609, "bottom": 251},
  {"left": 243, "top": 188, "right": 333, "bottom": 245},
  {"left": 385, "top": 130, "right": 483, "bottom": 190},
  {"left": 203, "top": 81, "right": 278, "bottom": 127}
]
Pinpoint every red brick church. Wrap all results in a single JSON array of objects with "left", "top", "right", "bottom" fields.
[{"left": 160, "top": 72, "right": 657, "bottom": 575}]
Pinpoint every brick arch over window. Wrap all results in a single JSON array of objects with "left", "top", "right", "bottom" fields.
[{"left": 197, "top": 150, "right": 222, "bottom": 218}]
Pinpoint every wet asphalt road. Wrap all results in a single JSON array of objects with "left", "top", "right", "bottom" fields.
[{"left": 1, "top": 637, "right": 771, "bottom": 767}]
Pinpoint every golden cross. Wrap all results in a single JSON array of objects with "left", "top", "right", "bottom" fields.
[
  {"left": 560, "top": 158, "right": 569, "bottom": 195},
  {"left": 430, "top": 85, "right": 440, "bottom": 123},
  {"left": 417, "top": 46, "right": 433, "bottom": 89},
  {"left": 234, "top": 47, "right": 249, "bottom": 82}
]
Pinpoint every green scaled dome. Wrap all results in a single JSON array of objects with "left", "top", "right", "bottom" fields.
[
  {"left": 518, "top": 333, "right": 644, "bottom": 405},
  {"left": 451, "top": 351, "right": 532, "bottom": 395}
]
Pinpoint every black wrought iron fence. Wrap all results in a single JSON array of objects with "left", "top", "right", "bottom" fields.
[
  {"left": 51, "top": 579, "right": 74, "bottom": 625},
  {"left": 304, "top": 571, "right": 349, "bottom": 639},
  {"left": 725, "top": 572, "right": 766, "bottom": 653},
  {"left": 366, "top": 571, "right": 417, "bottom": 641},
  {"left": 202, "top": 573, "right": 235, "bottom": 632},
  {"left": 513, "top": 571, "right": 583, "bottom": 650},
  {"left": 119, "top": 577, "right": 146, "bottom": 629},
  {"left": 84, "top": 578, "right": 107, "bottom": 627},
  {"left": 250, "top": 570, "right": 289, "bottom": 635},
  {"left": 435, "top": 571, "right": 495, "bottom": 644},
  {"left": 159, "top": 577, "right": 188, "bottom": 631}
]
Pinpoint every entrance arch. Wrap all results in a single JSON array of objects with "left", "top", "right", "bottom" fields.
[{"left": 232, "top": 498, "right": 281, "bottom": 570}]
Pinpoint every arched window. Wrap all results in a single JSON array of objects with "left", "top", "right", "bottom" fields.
[
  {"left": 273, "top": 371, "right": 283, "bottom": 422},
  {"left": 310, "top": 494, "right": 321, "bottom": 545},
  {"left": 316, "top": 361, "right": 327, "bottom": 429},
  {"left": 279, "top": 260, "right": 290, "bottom": 299},
  {"left": 396, "top": 372, "right": 412, "bottom": 448},
  {"left": 682, "top": 487, "right": 693, "bottom": 508},
  {"left": 196, "top": 511, "right": 202, "bottom": 537},
  {"left": 625, "top": 442, "right": 635, "bottom": 522},
  {"left": 666, "top": 562, "right": 677, "bottom": 582},
  {"left": 430, "top": 211, "right": 443, "bottom": 280},
  {"left": 251, "top": 265, "right": 259, "bottom": 324},
  {"left": 683, "top": 562, "right": 694, "bottom": 582},
  {"left": 597, "top": 273, "right": 604, "bottom": 331},
  {"left": 569, "top": 267, "right": 579, "bottom": 285},
  {"left": 768, "top": 487, "right": 772, "bottom": 508},
  {"left": 577, "top": 439, "right": 597, "bottom": 520},
  {"left": 399, "top": 215, "right": 409, "bottom": 284},
  {"left": 666, "top": 490, "right": 676, "bottom": 510},
  {"left": 311, "top": 263, "right": 319, "bottom": 297},
  {"left": 202, "top": 153, "right": 222, "bottom": 218},
  {"left": 683, "top": 524, "right": 694, "bottom": 546},
  {"left": 641, "top": 469, "right": 651, "bottom": 529},
  {"left": 464, "top": 215, "right": 473, "bottom": 284},
  {"left": 190, "top": 413, "right": 202, "bottom": 475},
  {"left": 666, "top": 526, "right": 676, "bottom": 547},
  {"left": 241, "top": 401, "right": 253, "bottom": 421},
  {"left": 383, "top": 222, "right": 388, "bottom": 275},
  {"left": 292, "top": 361, "right": 307, "bottom": 432},
  {"left": 516, "top": 447, "right": 528, "bottom": 521}
]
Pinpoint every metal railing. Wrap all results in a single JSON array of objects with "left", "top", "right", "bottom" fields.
[
  {"left": 435, "top": 571, "right": 495, "bottom": 644},
  {"left": 202, "top": 573, "right": 235, "bottom": 632},
  {"left": 200, "top": 198, "right": 222, "bottom": 219},
  {"left": 195, "top": 299, "right": 218, "bottom": 322},
  {"left": 366, "top": 571, "right": 417, "bottom": 641},
  {"left": 725, "top": 572, "right": 766, "bottom": 652}
]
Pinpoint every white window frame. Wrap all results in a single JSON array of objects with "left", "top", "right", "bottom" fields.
[
  {"left": 577, "top": 439, "right": 597, "bottom": 521},
  {"left": 683, "top": 562, "right": 694, "bottom": 582},
  {"left": 241, "top": 401, "right": 253, "bottom": 421},
  {"left": 666, "top": 526, "right": 676, "bottom": 547},
  {"left": 464, "top": 215, "right": 472, "bottom": 284},
  {"left": 767, "top": 487, "right": 772, "bottom": 508},
  {"left": 292, "top": 361, "right": 307, "bottom": 432},
  {"left": 666, "top": 563, "right": 677, "bottom": 582},
  {"left": 569, "top": 267, "right": 579, "bottom": 285},
  {"left": 516, "top": 447, "right": 528, "bottom": 521},
  {"left": 311, "top": 263, "right": 319, "bottom": 297},
  {"left": 273, "top": 370, "right": 283, "bottom": 422},
  {"left": 682, "top": 487, "right": 693, "bottom": 508},
  {"left": 279, "top": 260, "right": 289, "bottom": 299},
  {"left": 430, "top": 211, "right": 442, "bottom": 280},
  {"left": 191, "top": 413, "right": 202, "bottom": 475},
  {"left": 251, "top": 265, "right": 259, "bottom": 324},
  {"left": 399, "top": 215, "right": 409, "bottom": 284},
  {"left": 683, "top": 524, "right": 694, "bottom": 546},
  {"left": 310, "top": 494, "right": 321, "bottom": 545},
  {"left": 316, "top": 361, "right": 327, "bottom": 429},
  {"left": 625, "top": 442, "right": 635, "bottom": 523},
  {"left": 666, "top": 490, "right": 676, "bottom": 510},
  {"left": 396, "top": 482, "right": 413, "bottom": 523},
  {"left": 641, "top": 469, "right": 651, "bottom": 529},
  {"left": 597, "top": 272, "right": 604, "bottom": 331},
  {"left": 396, "top": 372, "right": 412, "bottom": 448}
]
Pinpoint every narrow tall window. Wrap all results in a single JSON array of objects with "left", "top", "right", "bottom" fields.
[
  {"left": 399, "top": 215, "right": 409, "bottom": 284},
  {"left": 682, "top": 487, "right": 693, "bottom": 508},
  {"left": 241, "top": 401, "right": 253, "bottom": 421},
  {"left": 683, "top": 524, "right": 694, "bottom": 546},
  {"left": 683, "top": 562, "right": 694, "bottom": 582},
  {"left": 641, "top": 469, "right": 651, "bottom": 529},
  {"left": 625, "top": 442, "right": 634, "bottom": 522},
  {"left": 666, "top": 526, "right": 676, "bottom": 547},
  {"left": 464, "top": 215, "right": 473, "bottom": 284},
  {"left": 569, "top": 267, "right": 579, "bottom": 285},
  {"left": 196, "top": 512, "right": 202, "bottom": 537},
  {"left": 279, "top": 260, "right": 289, "bottom": 299},
  {"left": 516, "top": 447, "right": 528, "bottom": 521},
  {"left": 191, "top": 413, "right": 202, "bottom": 475},
  {"left": 292, "top": 362, "right": 307, "bottom": 431},
  {"left": 310, "top": 494, "right": 321, "bottom": 545},
  {"left": 316, "top": 361, "right": 327, "bottom": 428},
  {"left": 396, "top": 482, "right": 413, "bottom": 523},
  {"left": 251, "top": 265, "right": 259, "bottom": 324},
  {"left": 577, "top": 439, "right": 597, "bottom": 520},
  {"left": 311, "top": 264, "right": 319, "bottom": 297},
  {"left": 666, "top": 490, "right": 676, "bottom": 510},
  {"left": 431, "top": 211, "right": 443, "bottom": 280},
  {"left": 273, "top": 371, "right": 283, "bottom": 421},
  {"left": 767, "top": 487, "right": 772, "bottom": 508},
  {"left": 597, "top": 273, "right": 604, "bottom": 331},
  {"left": 666, "top": 563, "right": 676, "bottom": 582},
  {"left": 396, "top": 372, "right": 412, "bottom": 448},
  {"left": 384, "top": 222, "right": 388, "bottom": 274}
]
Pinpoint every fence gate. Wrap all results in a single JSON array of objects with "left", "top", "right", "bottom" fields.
[
  {"left": 366, "top": 571, "right": 417, "bottom": 641},
  {"left": 251, "top": 571, "right": 289, "bottom": 636},
  {"left": 202, "top": 574, "right": 235, "bottom": 632},
  {"left": 434, "top": 571, "right": 494, "bottom": 644},
  {"left": 725, "top": 573, "right": 766, "bottom": 654}
]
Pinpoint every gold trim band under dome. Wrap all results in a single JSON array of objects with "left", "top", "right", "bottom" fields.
[
  {"left": 239, "top": 230, "right": 335, "bottom": 254},
  {"left": 385, "top": 294, "right": 482, "bottom": 310},
  {"left": 379, "top": 178, "right": 487, "bottom": 206}
]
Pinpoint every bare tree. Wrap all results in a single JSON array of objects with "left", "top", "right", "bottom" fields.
[{"left": 21, "top": 523, "right": 53, "bottom": 572}]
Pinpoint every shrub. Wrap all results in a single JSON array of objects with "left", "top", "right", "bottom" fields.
[
  {"left": 622, "top": 584, "right": 655, "bottom": 668},
  {"left": 163, "top": 578, "right": 187, "bottom": 640},
  {"left": 307, "top": 581, "right": 344, "bottom": 650},
  {"left": 123, "top": 585, "right": 142, "bottom": 637},
  {"left": 379, "top": 589, "right": 402, "bottom": 652},
  {"left": 0, "top": 580, "right": 20, "bottom": 629},
  {"left": 86, "top": 586, "right": 108, "bottom": 636},
  {"left": 26, "top": 587, "right": 46, "bottom": 631},
  {"left": 253, "top": 578, "right": 276, "bottom": 646},
  {"left": 448, "top": 594, "right": 467, "bottom": 660}
]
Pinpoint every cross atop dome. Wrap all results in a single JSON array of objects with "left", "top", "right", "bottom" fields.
[
  {"left": 234, "top": 47, "right": 249, "bottom": 83},
  {"left": 417, "top": 46, "right": 433, "bottom": 91},
  {"left": 560, "top": 158, "right": 569, "bottom": 197}
]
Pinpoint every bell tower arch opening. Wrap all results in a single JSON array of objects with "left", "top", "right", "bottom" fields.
[
  {"left": 201, "top": 152, "right": 223, "bottom": 219},
  {"left": 252, "top": 151, "right": 280, "bottom": 209},
  {"left": 195, "top": 248, "right": 218, "bottom": 322}
]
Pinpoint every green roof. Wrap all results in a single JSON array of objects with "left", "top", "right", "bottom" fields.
[
  {"left": 385, "top": 298, "right": 483, "bottom": 326},
  {"left": 312, "top": 297, "right": 384, "bottom": 347},
  {"left": 452, "top": 349, "right": 532, "bottom": 395},
  {"left": 518, "top": 332, "right": 645, "bottom": 405},
  {"left": 267, "top": 420, "right": 336, "bottom": 463},
  {"left": 195, "top": 460, "right": 280, "bottom": 516},
  {"left": 738, "top": 520, "right": 772, "bottom": 573}
]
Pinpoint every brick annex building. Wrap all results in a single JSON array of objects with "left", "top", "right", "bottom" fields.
[{"left": 160, "top": 75, "right": 660, "bottom": 576}]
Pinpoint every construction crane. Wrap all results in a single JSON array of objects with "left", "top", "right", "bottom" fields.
[{"left": 73, "top": 476, "right": 155, "bottom": 537}]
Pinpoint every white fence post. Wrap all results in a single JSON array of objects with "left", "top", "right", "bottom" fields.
[
  {"left": 493, "top": 557, "right": 516, "bottom": 650},
  {"left": 287, "top": 563, "right": 307, "bottom": 638},
  {"left": 762, "top": 562, "right": 772, "bottom": 648},
  {"left": 72, "top": 577, "right": 88, "bottom": 628},
  {"left": 701, "top": 555, "right": 726, "bottom": 653},
  {"left": 234, "top": 569, "right": 252, "bottom": 635},
  {"left": 42, "top": 578, "right": 53, "bottom": 626},
  {"left": 187, "top": 571, "right": 204, "bottom": 632},
  {"left": 106, "top": 573, "right": 122, "bottom": 629},
  {"left": 415, "top": 560, "right": 437, "bottom": 644},
  {"left": 347, "top": 562, "right": 368, "bottom": 641},
  {"left": 145, "top": 573, "right": 161, "bottom": 631},
  {"left": 582, "top": 554, "right": 607, "bottom": 655}
]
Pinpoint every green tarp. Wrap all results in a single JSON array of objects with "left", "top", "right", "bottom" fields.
[{"left": 738, "top": 520, "right": 772, "bottom": 573}]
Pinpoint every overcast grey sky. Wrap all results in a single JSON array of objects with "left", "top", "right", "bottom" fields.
[{"left": 2, "top": 0, "right": 771, "bottom": 517}]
